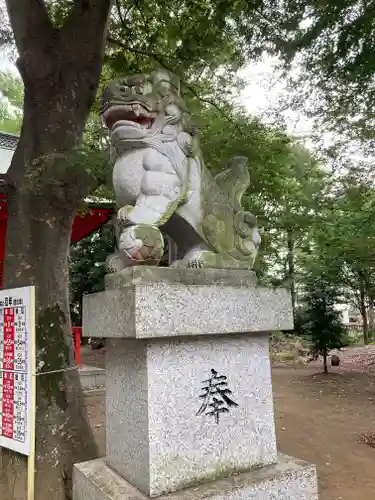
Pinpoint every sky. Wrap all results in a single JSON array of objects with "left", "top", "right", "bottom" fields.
[
  {"left": 238, "top": 55, "right": 337, "bottom": 152},
  {"left": 240, "top": 56, "right": 301, "bottom": 131}
]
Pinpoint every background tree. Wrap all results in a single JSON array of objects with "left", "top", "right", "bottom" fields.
[
  {"left": 299, "top": 275, "right": 346, "bottom": 373},
  {"left": 302, "top": 165, "right": 375, "bottom": 344},
  {"left": 260, "top": 144, "right": 328, "bottom": 314},
  {"left": 258, "top": 0, "right": 375, "bottom": 158},
  {"left": 193, "top": 103, "right": 329, "bottom": 304}
]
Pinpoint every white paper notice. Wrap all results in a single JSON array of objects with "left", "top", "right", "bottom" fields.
[{"left": 0, "top": 286, "right": 35, "bottom": 456}]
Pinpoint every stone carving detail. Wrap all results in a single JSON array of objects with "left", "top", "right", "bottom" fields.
[{"left": 100, "top": 69, "right": 261, "bottom": 271}]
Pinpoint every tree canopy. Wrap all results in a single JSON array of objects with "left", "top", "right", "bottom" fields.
[{"left": 265, "top": 0, "right": 375, "bottom": 147}]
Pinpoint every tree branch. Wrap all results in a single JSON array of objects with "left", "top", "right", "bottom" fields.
[
  {"left": 107, "top": 36, "right": 167, "bottom": 58},
  {"left": 5, "top": 0, "right": 56, "bottom": 80},
  {"left": 115, "top": 0, "right": 127, "bottom": 28},
  {"left": 61, "top": 0, "right": 112, "bottom": 65},
  {"left": 107, "top": 36, "right": 244, "bottom": 135},
  {"left": 183, "top": 82, "right": 244, "bottom": 136},
  {"left": 110, "top": 0, "right": 243, "bottom": 133},
  {"left": 5, "top": 0, "right": 53, "bottom": 56},
  {"left": 133, "top": 0, "right": 149, "bottom": 27}
]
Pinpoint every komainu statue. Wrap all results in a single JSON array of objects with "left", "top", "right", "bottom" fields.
[{"left": 100, "top": 69, "right": 261, "bottom": 271}]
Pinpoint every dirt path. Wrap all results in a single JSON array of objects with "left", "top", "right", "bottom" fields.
[
  {"left": 273, "top": 366, "right": 375, "bottom": 500},
  {"left": 83, "top": 347, "right": 375, "bottom": 499}
]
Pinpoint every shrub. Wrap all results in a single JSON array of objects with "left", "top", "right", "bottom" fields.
[{"left": 298, "top": 278, "right": 346, "bottom": 373}]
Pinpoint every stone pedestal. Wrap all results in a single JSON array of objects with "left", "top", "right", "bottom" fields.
[
  {"left": 74, "top": 454, "right": 318, "bottom": 500},
  {"left": 74, "top": 267, "right": 319, "bottom": 500}
]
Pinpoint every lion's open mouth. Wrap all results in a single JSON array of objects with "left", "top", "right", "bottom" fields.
[{"left": 103, "top": 103, "right": 156, "bottom": 131}]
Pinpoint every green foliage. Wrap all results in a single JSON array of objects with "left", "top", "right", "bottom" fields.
[
  {"left": 293, "top": 306, "right": 310, "bottom": 337},
  {"left": 4, "top": 0, "right": 375, "bottom": 368},
  {"left": 191, "top": 103, "right": 328, "bottom": 282},
  {"left": 290, "top": 156, "right": 375, "bottom": 346},
  {"left": 340, "top": 328, "right": 358, "bottom": 348},
  {"left": 267, "top": 0, "right": 375, "bottom": 145},
  {"left": 1, "top": 0, "right": 299, "bottom": 194},
  {"left": 0, "top": 70, "right": 23, "bottom": 134},
  {"left": 270, "top": 330, "right": 309, "bottom": 364},
  {"left": 37, "top": 0, "right": 291, "bottom": 114},
  {"left": 1, "top": 0, "right": 312, "bottom": 115},
  {"left": 69, "top": 223, "right": 115, "bottom": 325},
  {"left": 66, "top": 100, "right": 328, "bottom": 299},
  {"left": 298, "top": 276, "right": 346, "bottom": 373},
  {"left": 305, "top": 168, "right": 375, "bottom": 306},
  {"left": 0, "top": 58, "right": 327, "bottom": 287}
]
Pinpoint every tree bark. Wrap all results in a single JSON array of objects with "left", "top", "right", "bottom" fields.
[
  {"left": 287, "top": 228, "right": 296, "bottom": 314},
  {"left": 1, "top": 1, "right": 112, "bottom": 499},
  {"left": 367, "top": 295, "right": 374, "bottom": 342},
  {"left": 359, "top": 278, "right": 369, "bottom": 345},
  {"left": 323, "top": 351, "right": 328, "bottom": 374},
  {"left": 1, "top": 193, "right": 98, "bottom": 500}
]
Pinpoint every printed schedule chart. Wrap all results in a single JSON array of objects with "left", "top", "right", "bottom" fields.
[{"left": 0, "top": 288, "right": 35, "bottom": 456}]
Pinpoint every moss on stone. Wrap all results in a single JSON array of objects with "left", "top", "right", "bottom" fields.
[{"left": 36, "top": 305, "right": 71, "bottom": 410}]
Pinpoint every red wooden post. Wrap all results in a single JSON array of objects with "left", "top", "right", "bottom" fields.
[{"left": 72, "top": 326, "right": 82, "bottom": 366}]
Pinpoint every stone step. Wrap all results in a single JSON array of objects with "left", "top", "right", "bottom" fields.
[
  {"left": 79, "top": 365, "right": 106, "bottom": 391},
  {"left": 73, "top": 454, "right": 318, "bottom": 500}
]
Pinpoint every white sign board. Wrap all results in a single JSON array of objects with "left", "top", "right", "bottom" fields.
[{"left": 0, "top": 286, "right": 35, "bottom": 456}]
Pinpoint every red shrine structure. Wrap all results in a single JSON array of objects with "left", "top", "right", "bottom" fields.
[{"left": 0, "top": 132, "right": 114, "bottom": 286}]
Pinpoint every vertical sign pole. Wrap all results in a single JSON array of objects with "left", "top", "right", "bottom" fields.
[{"left": 27, "top": 286, "right": 36, "bottom": 500}]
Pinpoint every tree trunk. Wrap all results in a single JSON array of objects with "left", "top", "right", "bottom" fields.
[
  {"left": 1, "top": 190, "right": 98, "bottom": 500},
  {"left": 287, "top": 229, "right": 296, "bottom": 314},
  {"left": 368, "top": 295, "right": 375, "bottom": 342},
  {"left": 1, "top": 1, "right": 112, "bottom": 499},
  {"left": 323, "top": 351, "right": 328, "bottom": 374},
  {"left": 359, "top": 279, "right": 369, "bottom": 345}
]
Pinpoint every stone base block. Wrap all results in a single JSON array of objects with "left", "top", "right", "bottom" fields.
[
  {"left": 105, "top": 333, "right": 277, "bottom": 496},
  {"left": 83, "top": 267, "right": 293, "bottom": 339},
  {"left": 79, "top": 365, "right": 106, "bottom": 391},
  {"left": 73, "top": 454, "right": 318, "bottom": 500}
]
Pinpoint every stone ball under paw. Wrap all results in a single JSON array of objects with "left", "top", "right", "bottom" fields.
[{"left": 119, "top": 225, "right": 164, "bottom": 265}]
